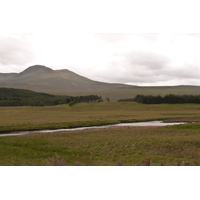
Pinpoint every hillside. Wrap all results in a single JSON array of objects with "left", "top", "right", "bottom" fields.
[
  {"left": 0, "top": 65, "right": 133, "bottom": 100},
  {"left": 0, "top": 87, "right": 68, "bottom": 106},
  {"left": 0, "top": 73, "right": 17, "bottom": 82},
  {"left": 0, "top": 87, "right": 54, "bottom": 98},
  {"left": 1, "top": 65, "right": 200, "bottom": 101},
  {"left": 0, "top": 65, "right": 129, "bottom": 92}
]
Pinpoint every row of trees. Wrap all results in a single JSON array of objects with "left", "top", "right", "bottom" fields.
[
  {"left": 133, "top": 94, "right": 200, "bottom": 104},
  {"left": 0, "top": 88, "right": 68, "bottom": 106},
  {"left": 66, "top": 95, "right": 103, "bottom": 106},
  {"left": 0, "top": 95, "right": 104, "bottom": 107},
  {"left": 0, "top": 88, "right": 107, "bottom": 107},
  {"left": 0, "top": 98, "right": 67, "bottom": 107}
]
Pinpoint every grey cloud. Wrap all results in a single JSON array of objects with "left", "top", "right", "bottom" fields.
[
  {"left": 124, "top": 51, "right": 171, "bottom": 70},
  {"left": 167, "top": 64, "right": 200, "bottom": 80},
  {"left": 94, "top": 50, "right": 200, "bottom": 85},
  {"left": 0, "top": 35, "right": 36, "bottom": 66},
  {"left": 76, "top": 46, "right": 200, "bottom": 86},
  {"left": 105, "top": 50, "right": 171, "bottom": 83}
]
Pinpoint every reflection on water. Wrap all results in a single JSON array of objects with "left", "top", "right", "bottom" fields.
[
  {"left": 0, "top": 121, "right": 186, "bottom": 137},
  {"left": 115, "top": 121, "right": 186, "bottom": 127}
]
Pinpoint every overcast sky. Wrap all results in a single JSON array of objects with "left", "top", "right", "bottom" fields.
[
  {"left": 1, "top": 0, "right": 200, "bottom": 86},
  {"left": 1, "top": 33, "right": 200, "bottom": 86}
]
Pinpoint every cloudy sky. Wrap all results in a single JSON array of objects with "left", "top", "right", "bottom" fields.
[
  {"left": 1, "top": 33, "right": 200, "bottom": 86},
  {"left": 1, "top": 0, "right": 200, "bottom": 86}
]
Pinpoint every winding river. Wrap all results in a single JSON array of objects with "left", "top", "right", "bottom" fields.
[{"left": 0, "top": 121, "right": 186, "bottom": 137}]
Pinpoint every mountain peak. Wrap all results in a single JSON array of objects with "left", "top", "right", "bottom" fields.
[
  {"left": 21, "top": 65, "right": 53, "bottom": 74},
  {"left": 14, "top": 65, "right": 54, "bottom": 80}
]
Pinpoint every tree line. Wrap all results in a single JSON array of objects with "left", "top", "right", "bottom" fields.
[
  {"left": 0, "top": 88, "right": 104, "bottom": 107},
  {"left": 0, "top": 97, "right": 67, "bottom": 107},
  {"left": 118, "top": 94, "right": 200, "bottom": 104},
  {"left": 66, "top": 95, "right": 103, "bottom": 106}
]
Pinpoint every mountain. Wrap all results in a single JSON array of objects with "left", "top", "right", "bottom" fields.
[
  {"left": 1, "top": 65, "right": 200, "bottom": 101},
  {"left": 0, "top": 73, "right": 17, "bottom": 82},
  {"left": 0, "top": 65, "right": 133, "bottom": 100}
]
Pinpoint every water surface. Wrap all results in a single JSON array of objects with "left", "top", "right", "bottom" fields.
[{"left": 0, "top": 121, "right": 186, "bottom": 137}]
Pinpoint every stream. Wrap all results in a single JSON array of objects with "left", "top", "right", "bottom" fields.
[{"left": 0, "top": 121, "right": 186, "bottom": 137}]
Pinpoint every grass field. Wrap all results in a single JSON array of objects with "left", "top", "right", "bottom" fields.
[{"left": 0, "top": 102, "right": 200, "bottom": 166}]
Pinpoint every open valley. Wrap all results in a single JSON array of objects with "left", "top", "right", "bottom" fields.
[{"left": 0, "top": 102, "right": 200, "bottom": 166}]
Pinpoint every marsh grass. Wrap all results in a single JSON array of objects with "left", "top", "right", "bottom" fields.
[
  {"left": 0, "top": 124, "right": 200, "bottom": 166},
  {"left": 1, "top": 102, "right": 200, "bottom": 166},
  {"left": 45, "top": 155, "right": 68, "bottom": 166},
  {"left": 1, "top": 102, "right": 200, "bottom": 133}
]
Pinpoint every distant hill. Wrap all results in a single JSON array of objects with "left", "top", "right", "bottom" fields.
[
  {"left": 0, "top": 87, "right": 68, "bottom": 106},
  {"left": 0, "top": 65, "right": 129, "bottom": 92},
  {"left": 0, "top": 73, "right": 17, "bottom": 82},
  {"left": 0, "top": 87, "right": 53, "bottom": 98},
  {"left": 0, "top": 65, "right": 133, "bottom": 100},
  {"left": 1, "top": 65, "right": 200, "bottom": 101}
]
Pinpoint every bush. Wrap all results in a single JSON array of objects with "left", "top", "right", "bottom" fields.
[{"left": 69, "top": 100, "right": 77, "bottom": 106}]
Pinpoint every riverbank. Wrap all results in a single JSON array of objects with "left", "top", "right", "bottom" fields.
[
  {"left": 0, "top": 121, "right": 187, "bottom": 137},
  {"left": 0, "top": 102, "right": 198, "bottom": 134}
]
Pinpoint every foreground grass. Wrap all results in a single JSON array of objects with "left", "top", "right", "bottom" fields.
[
  {"left": 0, "top": 124, "right": 200, "bottom": 166},
  {"left": 0, "top": 102, "right": 200, "bottom": 166}
]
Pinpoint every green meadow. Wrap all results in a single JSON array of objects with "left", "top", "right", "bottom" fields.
[{"left": 0, "top": 102, "right": 200, "bottom": 166}]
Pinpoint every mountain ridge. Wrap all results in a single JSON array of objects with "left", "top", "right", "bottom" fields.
[
  {"left": 1, "top": 65, "right": 200, "bottom": 101},
  {"left": 0, "top": 65, "right": 132, "bottom": 100}
]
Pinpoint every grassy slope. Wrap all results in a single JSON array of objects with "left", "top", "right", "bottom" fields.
[
  {"left": 0, "top": 73, "right": 17, "bottom": 82},
  {"left": 0, "top": 65, "right": 130, "bottom": 98},
  {"left": 3, "top": 83, "right": 200, "bottom": 102},
  {"left": 96, "top": 85, "right": 200, "bottom": 102}
]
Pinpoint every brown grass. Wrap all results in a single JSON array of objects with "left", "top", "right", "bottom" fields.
[{"left": 0, "top": 103, "right": 200, "bottom": 166}]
